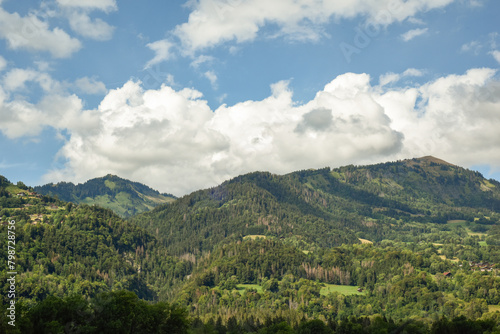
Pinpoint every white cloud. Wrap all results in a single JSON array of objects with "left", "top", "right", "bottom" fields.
[
  {"left": 377, "top": 68, "right": 500, "bottom": 168},
  {"left": 402, "top": 68, "right": 424, "bottom": 77},
  {"left": 379, "top": 72, "right": 401, "bottom": 86},
  {"left": 204, "top": 70, "right": 218, "bottom": 89},
  {"left": 67, "top": 11, "right": 115, "bottom": 40},
  {"left": 56, "top": 0, "right": 117, "bottom": 13},
  {"left": 461, "top": 40, "right": 482, "bottom": 54},
  {"left": 174, "top": 0, "right": 453, "bottom": 52},
  {"left": 190, "top": 55, "right": 215, "bottom": 68},
  {"left": 145, "top": 40, "right": 174, "bottom": 68},
  {"left": 3, "top": 64, "right": 499, "bottom": 197},
  {"left": 407, "top": 17, "right": 426, "bottom": 25},
  {"left": 74, "top": 77, "right": 107, "bottom": 95},
  {"left": 42, "top": 74, "right": 405, "bottom": 195},
  {"left": 401, "top": 27, "right": 428, "bottom": 41},
  {"left": 2, "top": 68, "right": 62, "bottom": 93},
  {"left": 0, "top": 67, "right": 99, "bottom": 139},
  {"left": 491, "top": 50, "right": 500, "bottom": 64},
  {"left": 0, "top": 7, "right": 81, "bottom": 58},
  {"left": 379, "top": 68, "right": 423, "bottom": 86}
]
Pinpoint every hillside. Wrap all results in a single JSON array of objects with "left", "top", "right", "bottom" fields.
[
  {"left": 130, "top": 156, "right": 500, "bottom": 255},
  {"left": 3, "top": 158, "right": 500, "bottom": 332},
  {"left": 0, "top": 176, "right": 191, "bottom": 303},
  {"left": 35, "top": 174, "right": 176, "bottom": 218}
]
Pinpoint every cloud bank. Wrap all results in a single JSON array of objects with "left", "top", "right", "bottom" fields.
[{"left": 1, "top": 67, "right": 491, "bottom": 196}]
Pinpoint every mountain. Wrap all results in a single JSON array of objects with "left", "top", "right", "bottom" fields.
[
  {"left": 35, "top": 174, "right": 176, "bottom": 218},
  {"left": 130, "top": 156, "right": 500, "bottom": 256},
  {"left": 3, "top": 158, "right": 500, "bottom": 332},
  {"left": 0, "top": 175, "right": 191, "bottom": 303}
]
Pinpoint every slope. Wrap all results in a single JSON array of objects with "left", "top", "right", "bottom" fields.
[
  {"left": 130, "top": 156, "right": 500, "bottom": 256},
  {"left": 35, "top": 174, "right": 176, "bottom": 218},
  {"left": 0, "top": 176, "right": 191, "bottom": 303}
]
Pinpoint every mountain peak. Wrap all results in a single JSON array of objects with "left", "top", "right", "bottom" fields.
[{"left": 418, "top": 156, "right": 455, "bottom": 166}]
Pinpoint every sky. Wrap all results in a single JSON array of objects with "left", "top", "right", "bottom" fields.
[{"left": 0, "top": 0, "right": 499, "bottom": 196}]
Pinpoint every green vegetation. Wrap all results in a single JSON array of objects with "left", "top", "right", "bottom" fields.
[
  {"left": 320, "top": 284, "right": 365, "bottom": 296},
  {"left": 2, "top": 157, "right": 500, "bottom": 333},
  {"left": 34, "top": 174, "right": 176, "bottom": 218}
]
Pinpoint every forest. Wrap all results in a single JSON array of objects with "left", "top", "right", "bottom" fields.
[{"left": 1, "top": 157, "right": 500, "bottom": 333}]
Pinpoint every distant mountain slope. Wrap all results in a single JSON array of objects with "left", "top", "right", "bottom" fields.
[
  {"left": 130, "top": 156, "right": 500, "bottom": 256},
  {"left": 35, "top": 174, "right": 176, "bottom": 218}
]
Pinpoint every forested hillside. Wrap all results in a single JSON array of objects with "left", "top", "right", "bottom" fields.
[
  {"left": 131, "top": 156, "right": 500, "bottom": 256},
  {"left": 35, "top": 174, "right": 176, "bottom": 218},
  {"left": 2, "top": 157, "right": 500, "bottom": 333},
  {"left": 0, "top": 177, "right": 191, "bottom": 308}
]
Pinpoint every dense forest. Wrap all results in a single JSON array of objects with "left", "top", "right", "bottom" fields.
[{"left": 2, "top": 157, "right": 500, "bottom": 333}]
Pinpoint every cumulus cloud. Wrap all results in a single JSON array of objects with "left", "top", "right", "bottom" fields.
[
  {"left": 174, "top": 0, "right": 453, "bottom": 52},
  {"left": 2, "top": 68, "right": 62, "bottom": 93},
  {"left": 54, "top": 0, "right": 117, "bottom": 41},
  {"left": 0, "top": 7, "right": 81, "bottom": 58},
  {"left": 0, "top": 67, "right": 98, "bottom": 138},
  {"left": 42, "top": 74, "right": 405, "bottom": 195},
  {"left": 3, "top": 64, "right": 499, "bottom": 196},
  {"left": 67, "top": 11, "right": 115, "bottom": 40},
  {"left": 401, "top": 27, "right": 428, "bottom": 41},
  {"left": 376, "top": 68, "right": 500, "bottom": 168}
]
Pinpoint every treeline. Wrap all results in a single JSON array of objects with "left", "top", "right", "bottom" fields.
[
  {"left": 2, "top": 290, "right": 498, "bottom": 334},
  {"left": 0, "top": 291, "right": 189, "bottom": 333}
]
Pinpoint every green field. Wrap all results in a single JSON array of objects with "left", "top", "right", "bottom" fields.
[
  {"left": 236, "top": 283, "right": 365, "bottom": 296},
  {"left": 243, "top": 235, "right": 267, "bottom": 240},
  {"left": 236, "top": 284, "right": 264, "bottom": 293},
  {"left": 320, "top": 284, "right": 366, "bottom": 296}
]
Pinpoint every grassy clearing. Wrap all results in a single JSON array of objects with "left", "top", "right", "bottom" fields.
[
  {"left": 488, "top": 305, "right": 500, "bottom": 313},
  {"left": 359, "top": 238, "right": 373, "bottom": 244},
  {"left": 447, "top": 220, "right": 467, "bottom": 224},
  {"left": 479, "top": 241, "right": 488, "bottom": 247},
  {"left": 468, "top": 231, "right": 487, "bottom": 237},
  {"left": 243, "top": 235, "right": 267, "bottom": 240},
  {"left": 439, "top": 255, "right": 459, "bottom": 262},
  {"left": 236, "top": 284, "right": 263, "bottom": 293},
  {"left": 320, "top": 284, "right": 365, "bottom": 296},
  {"left": 5, "top": 185, "right": 23, "bottom": 194}
]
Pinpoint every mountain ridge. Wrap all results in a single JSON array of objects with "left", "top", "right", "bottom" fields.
[
  {"left": 130, "top": 156, "right": 500, "bottom": 255},
  {"left": 34, "top": 174, "right": 176, "bottom": 218}
]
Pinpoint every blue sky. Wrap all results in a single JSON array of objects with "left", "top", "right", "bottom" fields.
[{"left": 0, "top": 0, "right": 499, "bottom": 196}]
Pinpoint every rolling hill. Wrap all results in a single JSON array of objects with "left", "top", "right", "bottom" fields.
[{"left": 34, "top": 174, "right": 176, "bottom": 218}]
